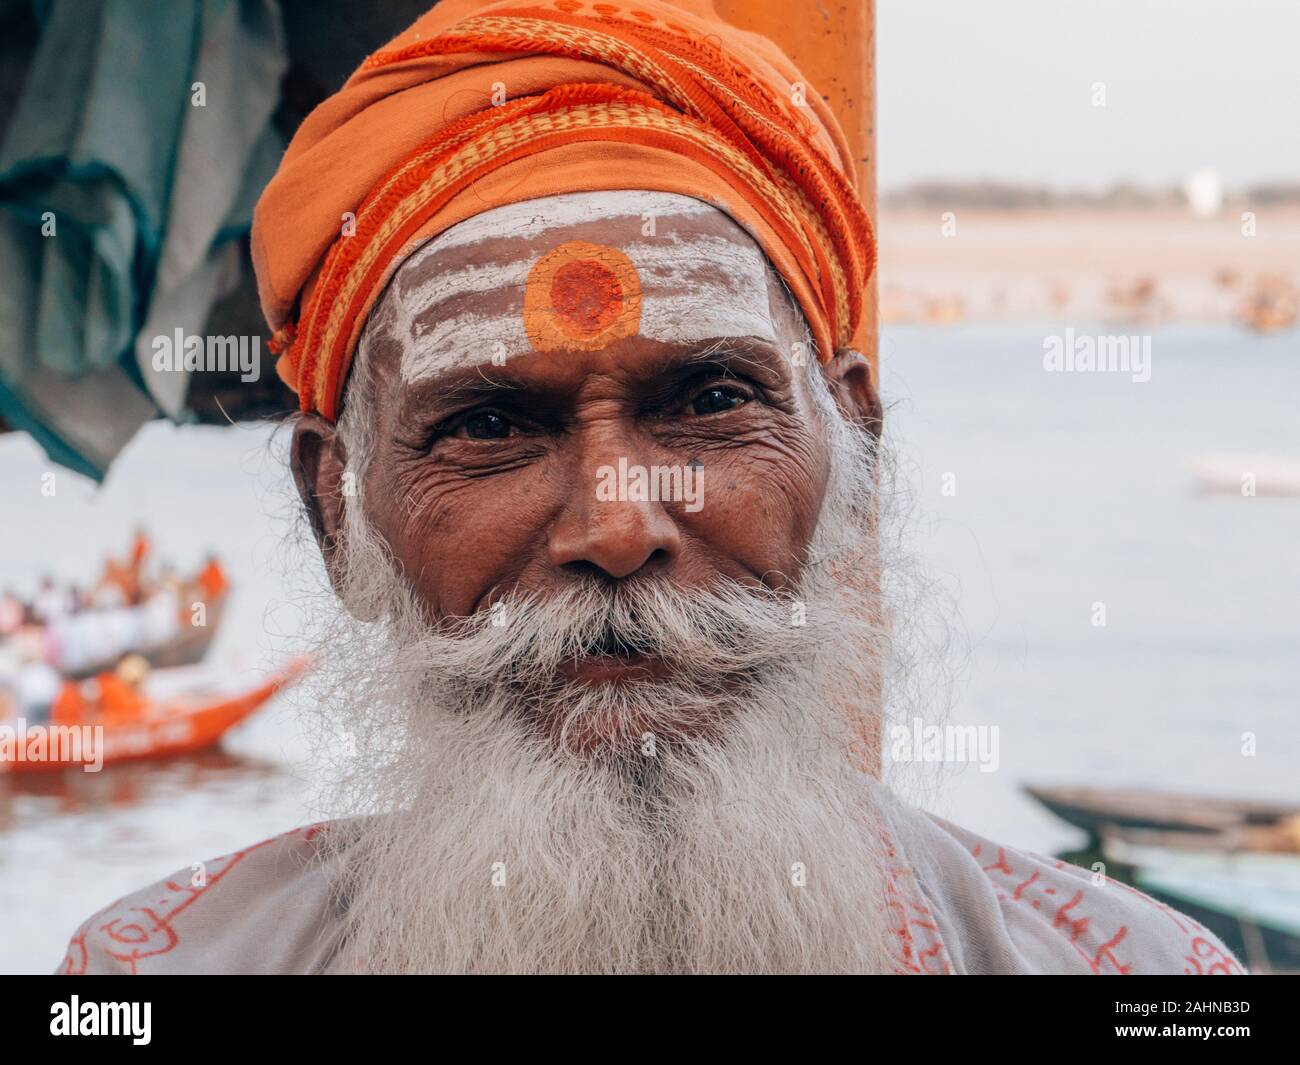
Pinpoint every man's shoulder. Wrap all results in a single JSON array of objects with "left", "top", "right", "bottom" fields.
[
  {"left": 57, "top": 823, "right": 343, "bottom": 975},
  {"left": 881, "top": 799, "right": 1246, "bottom": 975}
]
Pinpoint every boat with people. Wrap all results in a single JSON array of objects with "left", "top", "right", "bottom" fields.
[
  {"left": 54, "top": 591, "right": 228, "bottom": 680},
  {"left": 0, "top": 656, "right": 308, "bottom": 775},
  {"left": 0, "top": 530, "right": 231, "bottom": 682}
]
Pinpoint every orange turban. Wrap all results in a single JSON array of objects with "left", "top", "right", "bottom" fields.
[{"left": 252, "top": 0, "right": 874, "bottom": 420}]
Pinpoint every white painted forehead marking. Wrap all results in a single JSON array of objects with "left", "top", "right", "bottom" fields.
[
  {"left": 425, "top": 190, "right": 715, "bottom": 251},
  {"left": 384, "top": 191, "right": 779, "bottom": 385}
]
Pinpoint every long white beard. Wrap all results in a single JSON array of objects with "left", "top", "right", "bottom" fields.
[{"left": 306, "top": 381, "right": 909, "bottom": 974}]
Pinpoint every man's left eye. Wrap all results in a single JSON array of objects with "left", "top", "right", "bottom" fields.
[
  {"left": 690, "top": 384, "right": 748, "bottom": 416},
  {"left": 464, "top": 411, "right": 513, "bottom": 438}
]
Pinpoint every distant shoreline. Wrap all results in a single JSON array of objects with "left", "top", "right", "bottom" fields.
[{"left": 877, "top": 206, "right": 1300, "bottom": 328}]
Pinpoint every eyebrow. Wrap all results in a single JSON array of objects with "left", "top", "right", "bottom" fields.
[
  {"left": 396, "top": 336, "right": 791, "bottom": 416},
  {"left": 398, "top": 365, "right": 530, "bottom": 412},
  {"left": 685, "top": 337, "right": 789, "bottom": 381}
]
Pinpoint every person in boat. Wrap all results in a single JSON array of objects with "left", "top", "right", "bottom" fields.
[
  {"left": 138, "top": 570, "right": 182, "bottom": 650},
  {"left": 32, "top": 576, "right": 69, "bottom": 623},
  {"left": 95, "top": 557, "right": 133, "bottom": 609},
  {"left": 0, "top": 589, "right": 23, "bottom": 637},
  {"left": 50, "top": 677, "right": 89, "bottom": 728},
  {"left": 196, "top": 554, "right": 229, "bottom": 602},
  {"left": 60, "top": 0, "right": 1243, "bottom": 976},
  {"left": 96, "top": 655, "right": 150, "bottom": 727},
  {"left": 129, "top": 526, "right": 152, "bottom": 584},
  {"left": 50, "top": 655, "right": 149, "bottom": 730},
  {"left": 9, "top": 651, "right": 60, "bottom": 725},
  {"left": 0, "top": 638, "right": 32, "bottom": 722}
]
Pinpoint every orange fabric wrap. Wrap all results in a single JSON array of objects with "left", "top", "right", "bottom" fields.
[{"left": 252, "top": 0, "right": 875, "bottom": 420}]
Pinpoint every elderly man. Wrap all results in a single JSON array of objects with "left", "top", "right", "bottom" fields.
[{"left": 60, "top": 0, "right": 1240, "bottom": 976}]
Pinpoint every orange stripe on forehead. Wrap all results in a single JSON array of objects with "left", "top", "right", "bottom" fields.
[{"left": 522, "top": 241, "right": 642, "bottom": 352}]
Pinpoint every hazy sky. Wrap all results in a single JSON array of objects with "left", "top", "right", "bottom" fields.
[{"left": 878, "top": 0, "right": 1300, "bottom": 191}]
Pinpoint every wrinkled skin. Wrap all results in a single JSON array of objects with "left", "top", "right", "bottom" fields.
[{"left": 292, "top": 208, "right": 880, "bottom": 686}]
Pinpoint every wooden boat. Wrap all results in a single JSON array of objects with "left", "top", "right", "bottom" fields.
[
  {"left": 1024, "top": 784, "right": 1300, "bottom": 846},
  {"left": 62, "top": 595, "right": 228, "bottom": 680},
  {"left": 0, "top": 656, "right": 308, "bottom": 775},
  {"left": 1103, "top": 839, "right": 1300, "bottom": 972},
  {"left": 1096, "top": 821, "right": 1300, "bottom": 855}
]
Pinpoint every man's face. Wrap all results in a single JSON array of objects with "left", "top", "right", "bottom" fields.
[
  {"left": 292, "top": 194, "right": 889, "bottom": 972},
  {"left": 294, "top": 192, "right": 878, "bottom": 697}
]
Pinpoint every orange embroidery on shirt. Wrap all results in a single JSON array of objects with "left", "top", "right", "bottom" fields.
[
  {"left": 522, "top": 241, "right": 642, "bottom": 351},
  {"left": 879, "top": 829, "right": 955, "bottom": 975},
  {"left": 58, "top": 824, "right": 327, "bottom": 976},
  {"left": 1113, "top": 879, "right": 1246, "bottom": 975}
]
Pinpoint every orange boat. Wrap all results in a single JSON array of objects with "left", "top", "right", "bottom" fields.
[{"left": 0, "top": 657, "right": 309, "bottom": 775}]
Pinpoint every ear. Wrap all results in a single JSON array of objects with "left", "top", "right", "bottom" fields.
[
  {"left": 290, "top": 413, "right": 351, "bottom": 596},
  {"left": 823, "top": 347, "right": 883, "bottom": 437}
]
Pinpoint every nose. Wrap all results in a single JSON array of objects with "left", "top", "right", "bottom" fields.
[{"left": 548, "top": 460, "right": 683, "bottom": 580}]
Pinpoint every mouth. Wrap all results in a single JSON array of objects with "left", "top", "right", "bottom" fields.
[{"left": 555, "top": 632, "right": 669, "bottom": 683}]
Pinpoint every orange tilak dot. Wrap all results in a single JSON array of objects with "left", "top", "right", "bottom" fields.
[
  {"left": 522, "top": 241, "right": 642, "bottom": 353},
  {"left": 551, "top": 260, "right": 624, "bottom": 334}
]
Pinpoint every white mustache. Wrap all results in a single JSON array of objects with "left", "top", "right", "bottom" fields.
[{"left": 395, "top": 577, "right": 830, "bottom": 692}]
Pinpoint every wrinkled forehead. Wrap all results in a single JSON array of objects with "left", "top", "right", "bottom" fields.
[{"left": 372, "top": 191, "right": 801, "bottom": 385}]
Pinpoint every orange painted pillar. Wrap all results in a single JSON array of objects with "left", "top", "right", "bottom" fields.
[
  {"left": 713, "top": 0, "right": 878, "bottom": 376},
  {"left": 716, "top": 0, "right": 882, "bottom": 772}
]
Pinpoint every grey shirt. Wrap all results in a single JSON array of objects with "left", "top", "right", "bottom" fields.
[{"left": 57, "top": 803, "right": 1245, "bottom": 975}]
